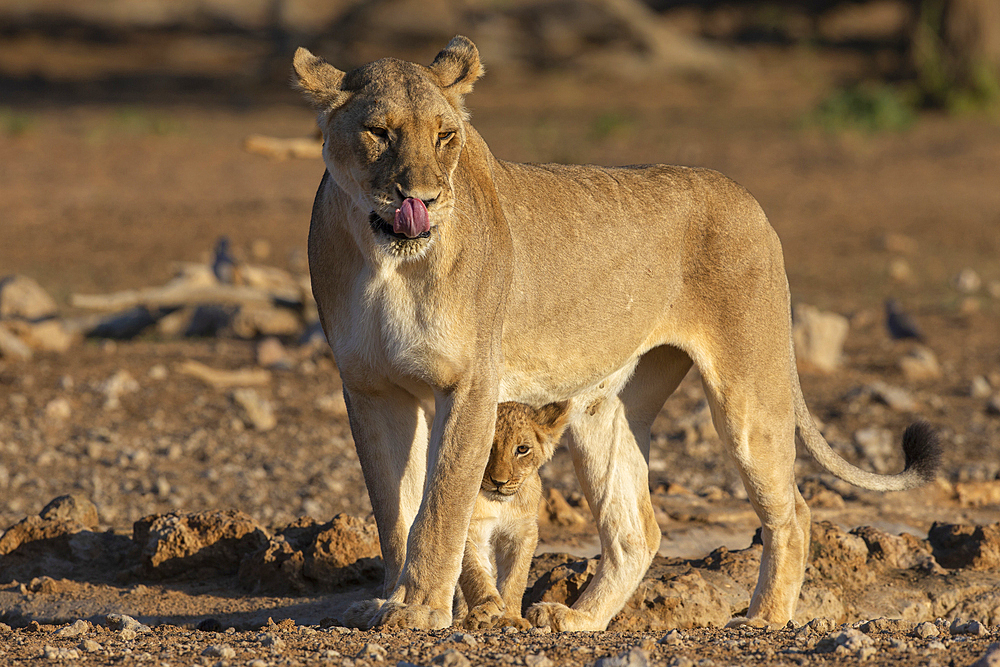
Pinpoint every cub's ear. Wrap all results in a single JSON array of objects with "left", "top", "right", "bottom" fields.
[
  {"left": 292, "top": 47, "right": 348, "bottom": 110},
  {"left": 428, "top": 35, "right": 484, "bottom": 115},
  {"left": 532, "top": 401, "right": 570, "bottom": 442}
]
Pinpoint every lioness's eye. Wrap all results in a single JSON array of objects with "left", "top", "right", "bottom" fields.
[
  {"left": 438, "top": 130, "right": 455, "bottom": 143},
  {"left": 367, "top": 127, "right": 388, "bottom": 139},
  {"left": 516, "top": 445, "right": 530, "bottom": 456}
]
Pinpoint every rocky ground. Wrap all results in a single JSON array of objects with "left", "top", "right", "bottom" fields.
[{"left": 2, "top": 29, "right": 1000, "bottom": 666}]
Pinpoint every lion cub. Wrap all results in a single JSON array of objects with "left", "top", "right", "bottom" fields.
[{"left": 460, "top": 401, "right": 570, "bottom": 630}]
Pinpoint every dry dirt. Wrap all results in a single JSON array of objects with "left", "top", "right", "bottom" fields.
[{"left": 2, "top": 40, "right": 1000, "bottom": 666}]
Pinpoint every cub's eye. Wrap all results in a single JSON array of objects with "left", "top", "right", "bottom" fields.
[
  {"left": 437, "top": 130, "right": 455, "bottom": 144},
  {"left": 367, "top": 127, "right": 389, "bottom": 139},
  {"left": 515, "top": 444, "right": 530, "bottom": 456}
]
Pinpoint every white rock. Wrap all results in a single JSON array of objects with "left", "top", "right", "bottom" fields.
[
  {"left": 44, "top": 397, "right": 72, "bottom": 422},
  {"left": 793, "top": 304, "right": 850, "bottom": 373},
  {"left": 913, "top": 621, "right": 939, "bottom": 638},
  {"left": 954, "top": 268, "right": 982, "bottom": 293},
  {"left": 867, "top": 381, "right": 918, "bottom": 412},
  {"left": 971, "top": 376, "right": 992, "bottom": 399},
  {"left": 0, "top": 275, "right": 58, "bottom": 320},
  {"left": 525, "top": 652, "right": 555, "bottom": 667},
  {"left": 101, "top": 370, "right": 139, "bottom": 410},
  {"left": 202, "top": 644, "right": 236, "bottom": 659},
  {"left": 0, "top": 323, "right": 33, "bottom": 361},
  {"left": 232, "top": 388, "right": 277, "bottom": 431},
  {"left": 898, "top": 345, "right": 941, "bottom": 381}
]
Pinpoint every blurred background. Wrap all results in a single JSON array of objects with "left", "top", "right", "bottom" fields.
[{"left": 1, "top": 0, "right": 999, "bottom": 532}]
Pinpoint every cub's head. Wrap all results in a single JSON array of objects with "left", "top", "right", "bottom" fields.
[
  {"left": 482, "top": 401, "right": 570, "bottom": 501},
  {"left": 292, "top": 36, "right": 484, "bottom": 258}
]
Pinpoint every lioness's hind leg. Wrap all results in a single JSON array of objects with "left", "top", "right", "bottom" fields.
[{"left": 703, "top": 380, "right": 809, "bottom": 626}]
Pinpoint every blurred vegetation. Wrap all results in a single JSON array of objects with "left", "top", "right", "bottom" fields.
[
  {"left": 0, "top": 107, "right": 34, "bottom": 136},
  {"left": 808, "top": 82, "right": 918, "bottom": 133}
]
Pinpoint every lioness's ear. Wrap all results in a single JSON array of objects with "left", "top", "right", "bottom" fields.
[
  {"left": 428, "top": 35, "right": 484, "bottom": 114},
  {"left": 292, "top": 47, "right": 348, "bottom": 110},
  {"left": 532, "top": 401, "right": 570, "bottom": 441}
]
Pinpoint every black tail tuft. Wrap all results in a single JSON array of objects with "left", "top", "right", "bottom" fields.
[{"left": 902, "top": 421, "right": 942, "bottom": 483}]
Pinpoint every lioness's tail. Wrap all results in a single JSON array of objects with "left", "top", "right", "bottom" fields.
[{"left": 792, "top": 380, "right": 941, "bottom": 492}]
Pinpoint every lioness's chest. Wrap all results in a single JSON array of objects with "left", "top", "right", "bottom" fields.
[{"left": 329, "top": 267, "right": 468, "bottom": 388}]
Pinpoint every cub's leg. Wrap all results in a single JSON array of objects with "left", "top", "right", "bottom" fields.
[
  {"left": 342, "top": 386, "right": 429, "bottom": 615},
  {"left": 460, "top": 523, "right": 506, "bottom": 630},
  {"left": 492, "top": 509, "right": 538, "bottom": 629},
  {"left": 526, "top": 345, "right": 691, "bottom": 631},
  {"left": 702, "top": 363, "right": 810, "bottom": 626}
]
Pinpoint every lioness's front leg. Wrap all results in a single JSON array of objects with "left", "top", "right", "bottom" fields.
[
  {"left": 374, "top": 381, "right": 499, "bottom": 629},
  {"left": 342, "top": 385, "right": 430, "bottom": 596}
]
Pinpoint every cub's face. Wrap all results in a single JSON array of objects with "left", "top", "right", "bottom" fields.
[
  {"left": 293, "top": 37, "right": 484, "bottom": 259},
  {"left": 481, "top": 402, "right": 570, "bottom": 501}
]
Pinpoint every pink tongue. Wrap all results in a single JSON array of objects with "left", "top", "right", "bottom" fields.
[{"left": 393, "top": 198, "right": 430, "bottom": 238}]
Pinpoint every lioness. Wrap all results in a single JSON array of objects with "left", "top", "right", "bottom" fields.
[
  {"left": 294, "top": 36, "right": 940, "bottom": 631},
  {"left": 461, "top": 401, "right": 569, "bottom": 630}
]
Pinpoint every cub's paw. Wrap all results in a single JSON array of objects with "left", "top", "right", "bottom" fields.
[
  {"left": 495, "top": 615, "right": 531, "bottom": 631},
  {"left": 525, "top": 602, "right": 598, "bottom": 632},
  {"left": 464, "top": 599, "right": 504, "bottom": 631},
  {"left": 374, "top": 602, "right": 450, "bottom": 630},
  {"left": 338, "top": 598, "right": 386, "bottom": 629}
]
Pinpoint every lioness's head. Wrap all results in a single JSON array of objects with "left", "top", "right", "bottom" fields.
[
  {"left": 483, "top": 401, "right": 570, "bottom": 501},
  {"left": 292, "top": 36, "right": 484, "bottom": 258}
]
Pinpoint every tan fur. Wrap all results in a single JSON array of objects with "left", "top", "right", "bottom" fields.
[
  {"left": 294, "top": 36, "right": 938, "bottom": 631},
  {"left": 460, "top": 401, "right": 569, "bottom": 630}
]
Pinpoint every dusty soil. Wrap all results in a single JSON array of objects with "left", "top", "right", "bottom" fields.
[{"left": 2, "top": 40, "right": 1000, "bottom": 666}]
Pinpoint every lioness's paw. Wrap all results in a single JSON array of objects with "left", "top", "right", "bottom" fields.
[
  {"left": 464, "top": 600, "right": 504, "bottom": 631},
  {"left": 525, "top": 602, "right": 598, "bottom": 632},
  {"left": 338, "top": 598, "right": 386, "bottom": 629},
  {"left": 725, "top": 615, "right": 781, "bottom": 630},
  {"left": 374, "top": 602, "right": 450, "bottom": 630}
]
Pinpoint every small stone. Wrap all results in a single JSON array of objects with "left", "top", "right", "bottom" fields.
[
  {"left": 256, "top": 336, "right": 291, "bottom": 369},
  {"left": 888, "top": 257, "right": 914, "bottom": 283},
  {"left": 0, "top": 275, "right": 58, "bottom": 320},
  {"left": 41, "top": 645, "right": 80, "bottom": 660},
  {"left": 954, "top": 268, "right": 982, "bottom": 293},
  {"left": 357, "top": 643, "right": 387, "bottom": 662},
  {"left": 0, "top": 323, "right": 33, "bottom": 361},
  {"left": 971, "top": 376, "right": 992, "bottom": 399},
  {"left": 106, "top": 614, "right": 151, "bottom": 635},
  {"left": 987, "top": 394, "right": 1000, "bottom": 416},
  {"left": 913, "top": 622, "right": 939, "bottom": 638},
  {"left": 40, "top": 494, "right": 100, "bottom": 528},
  {"left": 853, "top": 427, "right": 895, "bottom": 473},
  {"left": 256, "top": 631, "right": 286, "bottom": 649},
  {"left": 448, "top": 632, "right": 477, "bottom": 647},
  {"left": 43, "top": 397, "right": 72, "bottom": 422},
  {"left": 202, "top": 644, "right": 236, "bottom": 659},
  {"left": 148, "top": 364, "right": 168, "bottom": 380},
  {"left": 248, "top": 660, "right": 268, "bottom": 667},
  {"left": 867, "top": 381, "right": 918, "bottom": 412},
  {"left": 898, "top": 345, "right": 941, "bottom": 381},
  {"left": 668, "top": 658, "right": 695, "bottom": 667},
  {"left": 79, "top": 639, "right": 101, "bottom": 652},
  {"left": 525, "top": 652, "right": 555, "bottom": 667},
  {"left": 232, "top": 388, "right": 277, "bottom": 431},
  {"left": 100, "top": 370, "right": 138, "bottom": 410},
  {"left": 54, "top": 619, "right": 91, "bottom": 638},
  {"left": 928, "top": 640, "right": 946, "bottom": 650},
  {"left": 829, "top": 628, "right": 874, "bottom": 650},
  {"left": 972, "top": 643, "right": 1000, "bottom": 667},
  {"left": 807, "top": 617, "right": 836, "bottom": 634},
  {"left": 792, "top": 303, "right": 850, "bottom": 373},
  {"left": 594, "top": 648, "right": 650, "bottom": 667},
  {"left": 659, "top": 629, "right": 684, "bottom": 645},
  {"left": 119, "top": 627, "right": 136, "bottom": 641},
  {"left": 858, "top": 646, "right": 877, "bottom": 660},
  {"left": 432, "top": 649, "right": 471, "bottom": 667},
  {"left": 951, "top": 619, "right": 988, "bottom": 636}
]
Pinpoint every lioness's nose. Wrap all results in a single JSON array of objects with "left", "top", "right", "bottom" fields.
[{"left": 395, "top": 183, "right": 440, "bottom": 208}]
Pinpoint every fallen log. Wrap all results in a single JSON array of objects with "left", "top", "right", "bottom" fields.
[
  {"left": 177, "top": 360, "right": 272, "bottom": 389},
  {"left": 71, "top": 282, "right": 301, "bottom": 313}
]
